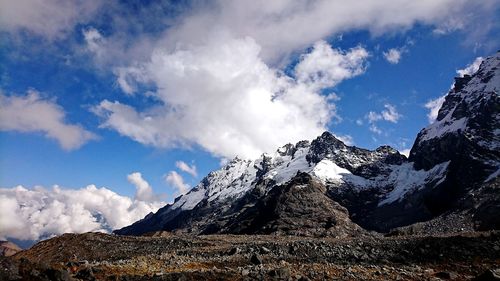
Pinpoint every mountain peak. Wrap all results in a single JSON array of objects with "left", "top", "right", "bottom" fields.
[
  {"left": 410, "top": 52, "right": 499, "bottom": 173},
  {"left": 317, "top": 131, "right": 346, "bottom": 145}
]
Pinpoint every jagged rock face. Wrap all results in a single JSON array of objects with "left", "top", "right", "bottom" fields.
[
  {"left": 116, "top": 52, "right": 499, "bottom": 237},
  {"left": 223, "top": 173, "right": 366, "bottom": 237},
  {"left": 410, "top": 52, "right": 499, "bottom": 175},
  {"left": 116, "top": 132, "right": 404, "bottom": 236},
  {"left": 404, "top": 52, "right": 500, "bottom": 215},
  {"left": 307, "top": 132, "right": 406, "bottom": 178},
  {"left": 117, "top": 173, "right": 366, "bottom": 237}
]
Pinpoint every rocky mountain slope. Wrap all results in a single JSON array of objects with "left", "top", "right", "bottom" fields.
[
  {"left": 116, "top": 51, "right": 500, "bottom": 237},
  {"left": 4, "top": 231, "right": 500, "bottom": 281}
]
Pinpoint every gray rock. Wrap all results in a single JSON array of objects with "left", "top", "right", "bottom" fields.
[
  {"left": 250, "top": 254, "right": 263, "bottom": 265},
  {"left": 474, "top": 269, "right": 500, "bottom": 281}
]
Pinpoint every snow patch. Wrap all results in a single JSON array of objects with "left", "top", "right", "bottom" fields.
[
  {"left": 378, "top": 161, "right": 449, "bottom": 206},
  {"left": 266, "top": 146, "right": 312, "bottom": 185},
  {"left": 171, "top": 158, "right": 257, "bottom": 210},
  {"left": 312, "top": 159, "right": 351, "bottom": 182},
  {"left": 419, "top": 114, "right": 468, "bottom": 143},
  {"left": 172, "top": 187, "right": 206, "bottom": 210},
  {"left": 484, "top": 167, "right": 500, "bottom": 183}
]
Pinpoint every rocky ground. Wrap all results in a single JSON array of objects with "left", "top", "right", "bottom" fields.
[{"left": 2, "top": 231, "right": 500, "bottom": 280}]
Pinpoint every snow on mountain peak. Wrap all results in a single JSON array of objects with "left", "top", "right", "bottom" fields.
[
  {"left": 417, "top": 52, "right": 499, "bottom": 144},
  {"left": 312, "top": 159, "right": 351, "bottom": 182},
  {"left": 167, "top": 131, "right": 412, "bottom": 212}
]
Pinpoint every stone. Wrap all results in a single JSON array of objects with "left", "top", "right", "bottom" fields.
[
  {"left": 474, "top": 269, "right": 500, "bottom": 281},
  {"left": 250, "top": 254, "right": 263, "bottom": 265},
  {"left": 227, "top": 247, "right": 240, "bottom": 255},
  {"left": 435, "top": 271, "right": 458, "bottom": 280},
  {"left": 260, "top": 246, "right": 271, "bottom": 254}
]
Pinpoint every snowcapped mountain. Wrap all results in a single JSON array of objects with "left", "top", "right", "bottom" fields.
[
  {"left": 116, "top": 52, "right": 500, "bottom": 236},
  {"left": 411, "top": 51, "right": 499, "bottom": 174}
]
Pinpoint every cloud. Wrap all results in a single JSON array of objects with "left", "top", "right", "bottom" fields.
[
  {"left": 164, "top": 171, "right": 190, "bottom": 195},
  {"left": 432, "top": 17, "right": 466, "bottom": 35},
  {"left": 175, "top": 161, "right": 197, "bottom": 177},
  {"left": 369, "top": 124, "right": 383, "bottom": 135},
  {"left": 335, "top": 134, "right": 354, "bottom": 146},
  {"left": 424, "top": 57, "right": 484, "bottom": 124},
  {"left": 366, "top": 104, "right": 401, "bottom": 124},
  {"left": 295, "top": 41, "right": 369, "bottom": 88},
  {"left": 424, "top": 95, "right": 446, "bottom": 123},
  {"left": 365, "top": 104, "right": 401, "bottom": 135},
  {"left": 127, "top": 172, "right": 156, "bottom": 202},
  {"left": 367, "top": 111, "right": 383, "bottom": 123},
  {"left": 0, "top": 0, "right": 102, "bottom": 39},
  {"left": 456, "top": 57, "right": 483, "bottom": 77},
  {"left": 0, "top": 90, "right": 96, "bottom": 150},
  {"left": 383, "top": 48, "right": 403, "bottom": 64},
  {"left": 93, "top": 38, "right": 368, "bottom": 159},
  {"left": 0, "top": 184, "right": 164, "bottom": 241},
  {"left": 383, "top": 38, "right": 415, "bottom": 65},
  {"left": 381, "top": 104, "right": 401, "bottom": 123},
  {"left": 83, "top": 27, "right": 108, "bottom": 61},
  {"left": 162, "top": 1, "right": 496, "bottom": 63},
  {"left": 399, "top": 148, "right": 411, "bottom": 157}
]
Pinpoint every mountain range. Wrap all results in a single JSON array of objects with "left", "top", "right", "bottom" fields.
[{"left": 116, "top": 51, "right": 500, "bottom": 237}]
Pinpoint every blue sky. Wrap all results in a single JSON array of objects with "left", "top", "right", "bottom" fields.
[{"left": 0, "top": 0, "right": 499, "bottom": 241}]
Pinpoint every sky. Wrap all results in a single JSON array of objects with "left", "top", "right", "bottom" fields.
[{"left": 0, "top": 0, "right": 499, "bottom": 242}]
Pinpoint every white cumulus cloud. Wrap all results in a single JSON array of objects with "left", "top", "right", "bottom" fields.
[
  {"left": 164, "top": 171, "right": 190, "bottom": 195},
  {"left": 366, "top": 104, "right": 401, "bottom": 124},
  {"left": 383, "top": 48, "right": 403, "bottom": 64},
  {"left": 93, "top": 38, "right": 368, "bottom": 159},
  {"left": 162, "top": 1, "right": 496, "bottom": 63},
  {"left": 0, "top": 183, "right": 164, "bottom": 241},
  {"left": 424, "top": 95, "right": 446, "bottom": 123},
  {"left": 0, "top": 90, "right": 96, "bottom": 150},
  {"left": 295, "top": 41, "right": 369, "bottom": 89},
  {"left": 399, "top": 148, "right": 411, "bottom": 157},
  {"left": 83, "top": 27, "right": 108, "bottom": 61},
  {"left": 0, "top": 0, "right": 102, "bottom": 39},
  {"left": 456, "top": 57, "right": 483, "bottom": 77},
  {"left": 369, "top": 124, "right": 383, "bottom": 135},
  {"left": 381, "top": 104, "right": 401, "bottom": 123},
  {"left": 127, "top": 172, "right": 157, "bottom": 202},
  {"left": 365, "top": 104, "right": 401, "bottom": 135},
  {"left": 424, "top": 57, "right": 484, "bottom": 124},
  {"left": 175, "top": 161, "right": 197, "bottom": 177}
]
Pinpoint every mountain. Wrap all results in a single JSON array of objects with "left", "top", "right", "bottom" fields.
[
  {"left": 116, "top": 51, "right": 500, "bottom": 237},
  {"left": 0, "top": 241, "right": 22, "bottom": 257}
]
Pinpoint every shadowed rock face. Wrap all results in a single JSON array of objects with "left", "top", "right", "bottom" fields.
[
  {"left": 410, "top": 53, "right": 499, "bottom": 177},
  {"left": 223, "top": 173, "right": 366, "bottom": 237},
  {"left": 404, "top": 52, "right": 500, "bottom": 217},
  {"left": 336, "top": 52, "right": 500, "bottom": 232},
  {"left": 307, "top": 132, "right": 406, "bottom": 179},
  {"left": 119, "top": 173, "right": 367, "bottom": 238},
  {"left": 116, "top": 52, "right": 499, "bottom": 237}
]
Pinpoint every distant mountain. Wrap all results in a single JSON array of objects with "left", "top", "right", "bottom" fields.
[
  {"left": 0, "top": 241, "right": 22, "bottom": 257},
  {"left": 116, "top": 51, "right": 500, "bottom": 237}
]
